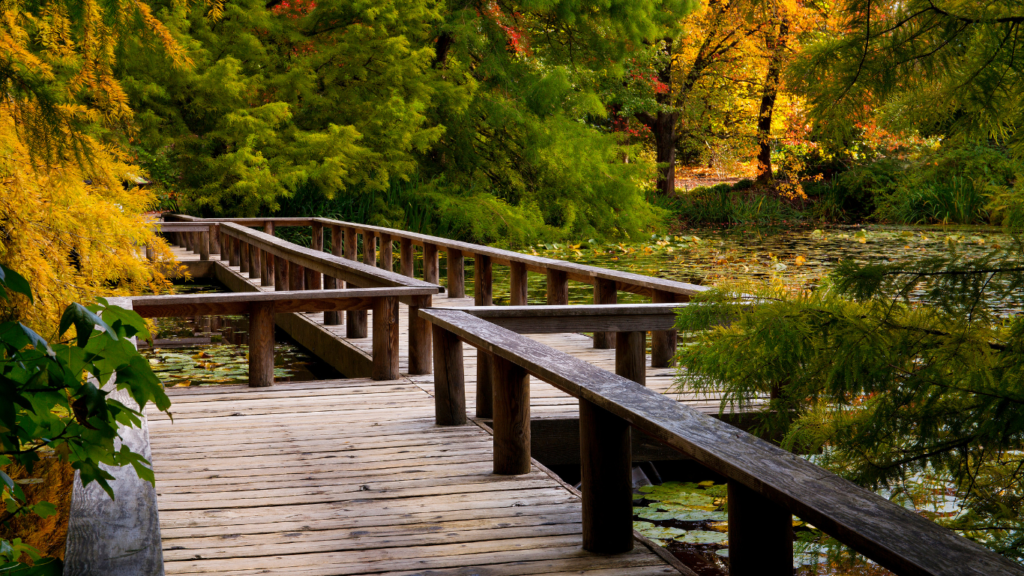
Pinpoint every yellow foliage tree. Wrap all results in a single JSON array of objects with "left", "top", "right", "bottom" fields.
[{"left": 0, "top": 0, "right": 193, "bottom": 333}]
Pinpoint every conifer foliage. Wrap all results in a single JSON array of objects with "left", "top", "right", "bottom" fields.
[{"left": 675, "top": 243, "right": 1024, "bottom": 556}]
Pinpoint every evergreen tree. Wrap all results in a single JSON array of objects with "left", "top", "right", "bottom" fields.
[{"left": 675, "top": 241, "right": 1024, "bottom": 557}]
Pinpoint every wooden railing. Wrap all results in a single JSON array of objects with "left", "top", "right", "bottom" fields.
[
  {"left": 159, "top": 214, "right": 714, "bottom": 383},
  {"left": 420, "top": 307, "right": 1024, "bottom": 576},
  {"left": 129, "top": 288, "right": 436, "bottom": 383}
]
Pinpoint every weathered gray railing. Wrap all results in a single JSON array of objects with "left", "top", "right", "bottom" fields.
[
  {"left": 129, "top": 288, "right": 436, "bottom": 383},
  {"left": 420, "top": 307, "right": 1024, "bottom": 576}
]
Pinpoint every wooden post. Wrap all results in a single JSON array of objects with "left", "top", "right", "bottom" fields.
[
  {"left": 362, "top": 231, "right": 376, "bottom": 267},
  {"left": 492, "top": 355, "right": 530, "bottom": 475},
  {"left": 249, "top": 243, "right": 260, "bottom": 280},
  {"left": 380, "top": 233, "right": 393, "bottom": 272},
  {"left": 306, "top": 222, "right": 323, "bottom": 290},
  {"left": 400, "top": 238, "right": 414, "bottom": 277},
  {"left": 261, "top": 249, "right": 273, "bottom": 287},
  {"left": 651, "top": 290, "right": 677, "bottom": 367},
  {"left": 188, "top": 231, "right": 197, "bottom": 253},
  {"left": 274, "top": 256, "right": 289, "bottom": 291},
  {"left": 593, "top": 278, "right": 617, "bottom": 349},
  {"left": 728, "top": 480, "right": 794, "bottom": 576},
  {"left": 475, "top": 254, "right": 494, "bottom": 418},
  {"left": 239, "top": 242, "right": 250, "bottom": 274},
  {"left": 345, "top": 228, "right": 367, "bottom": 338},
  {"left": 615, "top": 331, "right": 646, "bottom": 387},
  {"left": 209, "top": 225, "right": 220, "bottom": 255},
  {"left": 248, "top": 302, "right": 275, "bottom": 388},
  {"left": 547, "top": 269, "right": 568, "bottom": 305},
  {"left": 424, "top": 243, "right": 439, "bottom": 284},
  {"left": 145, "top": 245, "right": 155, "bottom": 261},
  {"left": 304, "top": 266, "right": 320, "bottom": 290},
  {"left": 408, "top": 295, "right": 432, "bottom": 374},
  {"left": 199, "top": 231, "right": 210, "bottom": 261},
  {"left": 580, "top": 398, "right": 633, "bottom": 554},
  {"left": 510, "top": 261, "right": 528, "bottom": 305},
  {"left": 324, "top": 225, "right": 342, "bottom": 325},
  {"left": 231, "top": 236, "right": 241, "bottom": 267},
  {"left": 432, "top": 324, "right": 466, "bottom": 425},
  {"left": 447, "top": 249, "right": 465, "bottom": 298},
  {"left": 220, "top": 230, "right": 230, "bottom": 262},
  {"left": 371, "top": 296, "right": 400, "bottom": 381},
  {"left": 289, "top": 260, "right": 305, "bottom": 291}
]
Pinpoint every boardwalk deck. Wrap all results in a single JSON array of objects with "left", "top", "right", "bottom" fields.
[{"left": 148, "top": 249, "right": 687, "bottom": 575}]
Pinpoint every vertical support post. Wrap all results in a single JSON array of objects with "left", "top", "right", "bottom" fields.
[
  {"left": 651, "top": 290, "right": 678, "bottom": 367},
  {"left": 209, "top": 225, "right": 220, "bottom": 255},
  {"left": 408, "top": 295, "right": 432, "bottom": 374},
  {"left": 580, "top": 398, "right": 633, "bottom": 554},
  {"left": 593, "top": 278, "right": 617, "bottom": 349},
  {"left": 248, "top": 302, "right": 275, "bottom": 388},
  {"left": 615, "top": 331, "right": 646, "bottom": 387},
  {"left": 231, "top": 236, "right": 241, "bottom": 267},
  {"left": 424, "top": 243, "right": 439, "bottom": 284},
  {"left": 447, "top": 249, "right": 465, "bottom": 298},
  {"left": 261, "top": 249, "right": 273, "bottom": 287},
  {"left": 249, "top": 243, "right": 260, "bottom": 279},
  {"left": 432, "top": 324, "right": 465, "bottom": 425},
  {"left": 380, "top": 233, "right": 393, "bottom": 272},
  {"left": 239, "top": 242, "right": 250, "bottom": 274},
  {"left": 275, "top": 255, "right": 289, "bottom": 291},
  {"left": 220, "top": 230, "right": 230, "bottom": 262},
  {"left": 362, "top": 231, "right": 376, "bottom": 267},
  {"left": 188, "top": 231, "right": 197, "bottom": 253},
  {"left": 400, "top": 238, "right": 414, "bottom": 277},
  {"left": 546, "top": 269, "right": 568, "bottom": 305},
  {"left": 289, "top": 260, "right": 305, "bottom": 291},
  {"left": 199, "top": 231, "right": 210, "bottom": 261},
  {"left": 371, "top": 296, "right": 400, "bottom": 381},
  {"left": 345, "top": 228, "right": 367, "bottom": 338},
  {"left": 727, "top": 480, "right": 794, "bottom": 576},
  {"left": 492, "top": 355, "right": 530, "bottom": 475},
  {"left": 145, "top": 245, "right": 155, "bottom": 261},
  {"left": 307, "top": 222, "right": 323, "bottom": 290},
  {"left": 510, "top": 262, "right": 528, "bottom": 306},
  {"left": 475, "top": 254, "right": 494, "bottom": 418},
  {"left": 324, "top": 225, "right": 342, "bottom": 325}
]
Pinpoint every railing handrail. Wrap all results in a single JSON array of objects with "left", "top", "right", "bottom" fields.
[
  {"left": 441, "top": 303, "right": 685, "bottom": 333},
  {"left": 163, "top": 214, "right": 709, "bottom": 298},
  {"left": 217, "top": 222, "right": 435, "bottom": 295},
  {"left": 130, "top": 287, "right": 437, "bottom": 317},
  {"left": 420, "top": 307, "right": 1024, "bottom": 576}
]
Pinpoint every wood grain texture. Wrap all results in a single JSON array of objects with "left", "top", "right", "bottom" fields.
[
  {"left": 362, "top": 231, "right": 376, "bottom": 267},
  {"left": 249, "top": 242, "right": 260, "bottom": 279},
  {"left": 248, "top": 301, "right": 275, "bottom": 387},
  {"left": 131, "top": 288, "right": 436, "bottom": 317},
  {"left": 447, "top": 248, "right": 465, "bottom": 298},
  {"left": 510, "top": 262, "right": 528, "bottom": 306},
  {"left": 432, "top": 324, "right": 466, "bottom": 425},
  {"left": 418, "top": 308, "right": 1024, "bottom": 576},
  {"left": 275, "top": 255, "right": 289, "bottom": 291},
  {"left": 475, "top": 254, "right": 492, "bottom": 306},
  {"left": 380, "top": 233, "right": 393, "bottom": 273},
  {"left": 448, "top": 303, "right": 683, "bottom": 334},
  {"left": 593, "top": 278, "right": 617, "bottom": 349},
  {"left": 289, "top": 260, "right": 305, "bottom": 291},
  {"left": 424, "top": 243, "right": 439, "bottom": 284},
  {"left": 476, "top": 350, "right": 494, "bottom": 419},
  {"left": 492, "top": 355, "right": 530, "bottom": 475},
  {"left": 240, "top": 241, "right": 250, "bottom": 274},
  {"left": 229, "top": 236, "right": 240, "bottom": 267},
  {"left": 728, "top": 479, "right": 793, "bottom": 576},
  {"left": 547, "top": 269, "right": 568, "bottom": 306},
  {"left": 408, "top": 295, "right": 432, "bottom": 375},
  {"left": 209, "top": 225, "right": 221, "bottom": 256},
  {"left": 199, "top": 231, "right": 210, "bottom": 261},
  {"left": 580, "top": 398, "right": 633, "bottom": 554},
  {"left": 371, "top": 296, "right": 400, "bottom": 381},
  {"left": 615, "top": 331, "right": 646, "bottom": 387},
  {"left": 651, "top": 290, "right": 677, "bottom": 368},
  {"left": 63, "top": 297, "right": 164, "bottom": 576},
  {"left": 400, "top": 237, "right": 414, "bottom": 277}
]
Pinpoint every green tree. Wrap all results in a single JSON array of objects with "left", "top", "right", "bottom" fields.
[
  {"left": 793, "top": 0, "right": 1024, "bottom": 153},
  {"left": 674, "top": 243, "right": 1024, "bottom": 557},
  {"left": 0, "top": 265, "right": 171, "bottom": 570}
]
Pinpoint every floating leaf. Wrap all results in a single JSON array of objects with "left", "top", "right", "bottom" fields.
[
  {"left": 638, "top": 525, "right": 686, "bottom": 540},
  {"left": 674, "top": 530, "right": 728, "bottom": 545}
]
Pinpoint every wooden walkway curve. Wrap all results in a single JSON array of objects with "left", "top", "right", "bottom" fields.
[{"left": 146, "top": 248, "right": 685, "bottom": 575}]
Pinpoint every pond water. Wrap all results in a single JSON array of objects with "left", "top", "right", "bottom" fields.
[
  {"left": 440, "top": 224, "right": 1023, "bottom": 316},
  {"left": 140, "top": 280, "right": 342, "bottom": 387}
]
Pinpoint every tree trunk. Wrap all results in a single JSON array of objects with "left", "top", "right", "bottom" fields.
[
  {"left": 636, "top": 38, "right": 679, "bottom": 196},
  {"left": 756, "top": 18, "right": 789, "bottom": 183}
]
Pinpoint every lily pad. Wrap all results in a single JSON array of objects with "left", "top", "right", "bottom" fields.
[
  {"left": 637, "top": 525, "right": 686, "bottom": 540},
  {"left": 671, "top": 510, "right": 728, "bottom": 522},
  {"left": 635, "top": 508, "right": 677, "bottom": 521},
  {"left": 674, "top": 530, "right": 728, "bottom": 545}
]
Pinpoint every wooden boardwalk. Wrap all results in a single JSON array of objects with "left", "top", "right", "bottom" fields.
[{"left": 148, "top": 250, "right": 684, "bottom": 575}]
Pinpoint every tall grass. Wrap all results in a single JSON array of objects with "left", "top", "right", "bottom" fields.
[{"left": 654, "top": 184, "right": 804, "bottom": 226}]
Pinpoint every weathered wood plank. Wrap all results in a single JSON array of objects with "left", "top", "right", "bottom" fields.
[
  {"left": 419, "top": 308, "right": 1024, "bottom": 576},
  {"left": 130, "top": 288, "right": 437, "bottom": 317}
]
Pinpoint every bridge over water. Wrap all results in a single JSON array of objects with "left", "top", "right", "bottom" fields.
[{"left": 61, "top": 217, "right": 1024, "bottom": 576}]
